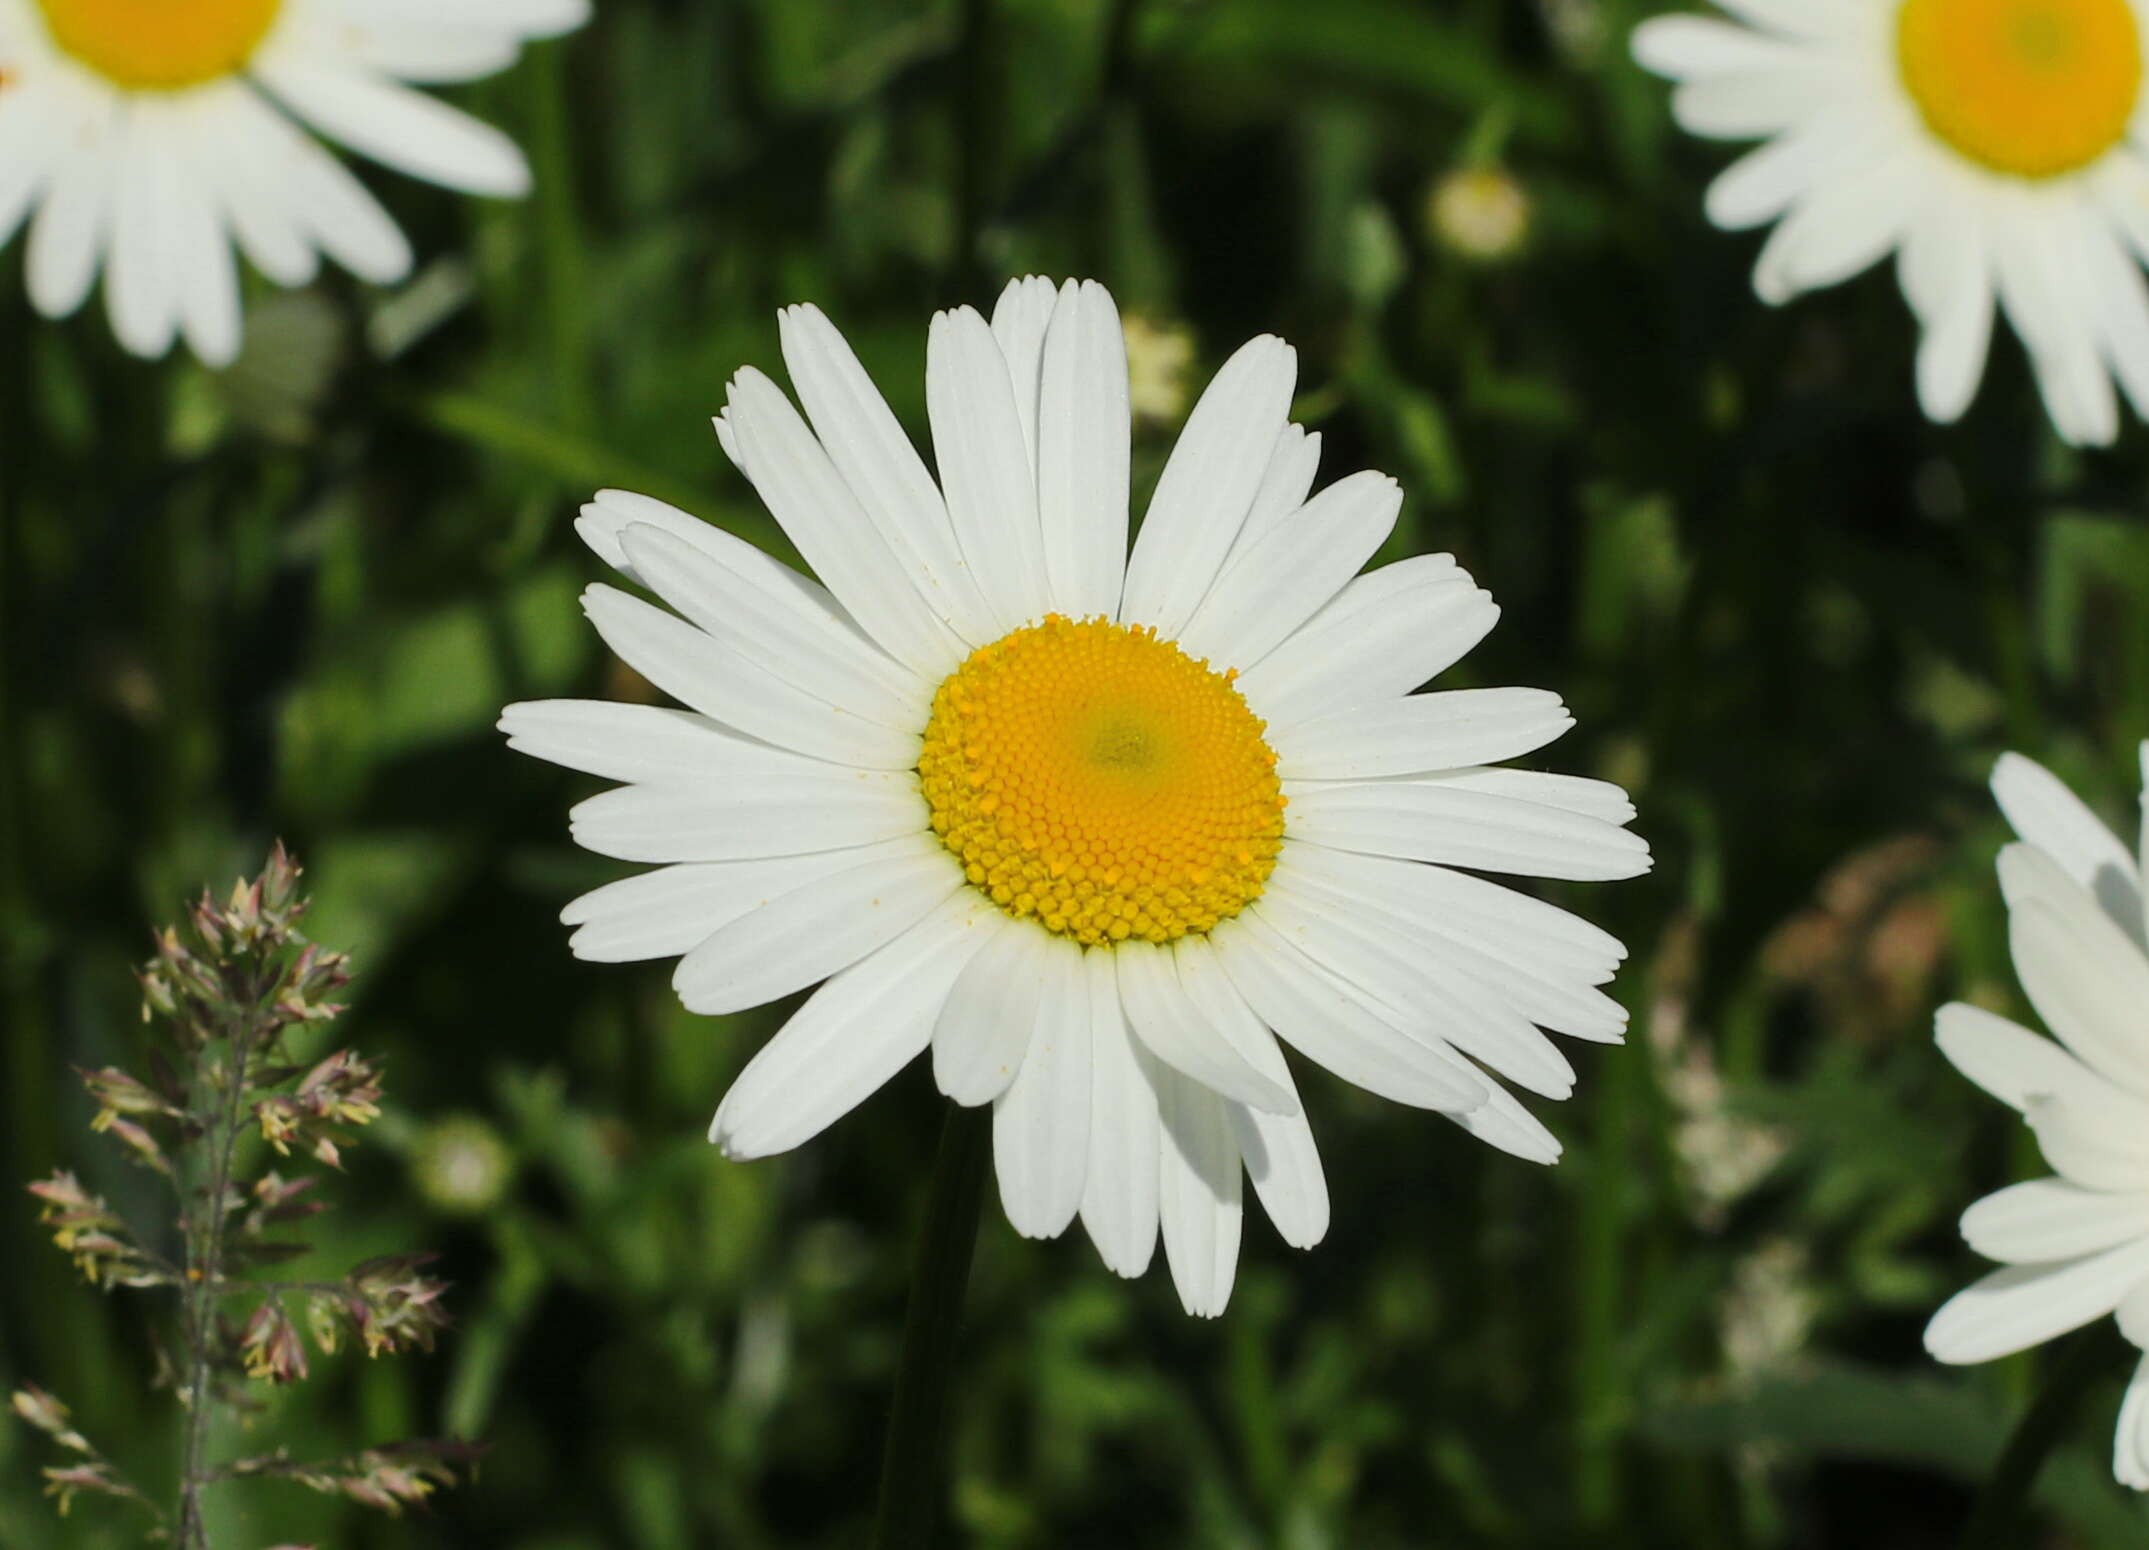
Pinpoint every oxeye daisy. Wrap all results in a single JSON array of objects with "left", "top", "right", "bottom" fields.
[
  {"left": 1634, "top": 0, "right": 2149, "bottom": 446},
  {"left": 1926, "top": 745, "right": 2149, "bottom": 1488},
  {"left": 501, "top": 277, "right": 1650, "bottom": 1316},
  {"left": 0, "top": 0, "right": 587, "bottom": 365}
]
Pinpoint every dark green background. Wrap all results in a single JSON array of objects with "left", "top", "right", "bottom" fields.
[{"left": 5, "top": 0, "right": 2149, "bottom": 1544}]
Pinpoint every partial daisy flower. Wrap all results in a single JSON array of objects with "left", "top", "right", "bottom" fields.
[
  {"left": 1633, "top": 1, "right": 2149, "bottom": 446},
  {"left": 501, "top": 277, "right": 1650, "bottom": 1316},
  {"left": 1926, "top": 745, "right": 2149, "bottom": 1489},
  {"left": 0, "top": 0, "right": 587, "bottom": 366}
]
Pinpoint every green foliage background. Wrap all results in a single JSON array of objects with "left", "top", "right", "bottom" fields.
[{"left": 5, "top": 0, "right": 2149, "bottom": 1544}]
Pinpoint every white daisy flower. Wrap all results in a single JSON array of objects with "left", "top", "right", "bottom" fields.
[
  {"left": 0, "top": 0, "right": 587, "bottom": 366},
  {"left": 1633, "top": 0, "right": 2149, "bottom": 446},
  {"left": 1925, "top": 744, "right": 2149, "bottom": 1488},
  {"left": 501, "top": 277, "right": 1651, "bottom": 1316}
]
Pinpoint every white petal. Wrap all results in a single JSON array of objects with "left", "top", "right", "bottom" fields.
[
  {"left": 2121, "top": 1284, "right": 2149, "bottom": 1354},
  {"left": 581, "top": 583, "right": 920, "bottom": 769},
  {"left": 710, "top": 890, "right": 1000, "bottom": 1159},
  {"left": 1236, "top": 891, "right": 1566, "bottom": 1167},
  {"left": 1275, "top": 845, "right": 1630, "bottom": 1043},
  {"left": 1208, "top": 911, "right": 1486, "bottom": 1113},
  {"left": 2025, "top": 1090, "right": 2149, "bottom": 1193},
  {"left": 254, "top": 90, "right": 411, "bottom": 283},
  {"left": 1925, "top": 1237, "right": 2149, "bottom": 1364},
  {"left": 1960, "top": 1178, "right": 2149, "bottom": 1266},
  {"left": 1909, "top": 225, "right": 1994, "bottom": 425},
  {"left": 299, "top": 0, "right": 588, "bottom": 43},
  {"left": 671, "top": 833, "right": 962, "bottom": 1014},
  {"left": 316, "top": 20, "right": 519, "bottom": 82},
  {"left": 1409, "top": 767, "right": 1637, "bottom": 826},
  {"left": 254, "top": 56, "right": 531, "bottom": 196},
  {"left": 1992, "top": 752, "right": 2144, "bottom": 945},
  {"left": 992, "top": 936, "right": 1091, "bottom": 1239},
  {"left": 927, "top": 306, "right": 1053, "bottom": 633},
  {"left": 1080, "top": 950, "right": 1161, "bottom": 1277},
  {"left": 1112, "top": 939, "right": 1296, "bottom": 1114},
  {"left": 1271, "top": 688, "right": 1572, "bottom": 781},
  {"left": 0, "top": 81, "right": 71, "bottom": 252},
  {"left": 1703, "top": 116, "right": 1864, "bottom": 231},
  {"left": 725, "top": 368, "right": 967, "bottom": 676},
  {"left": 558, "top": 851, "right": 882, "bottom": 962},
  {"left": 1751, "top": 154, "right": 1920, "bottom": 299},
  {"left": 575, "top": 488, "right": 751, "bottom": 587},
  {"left": 1155, "top": 1067, "right": 1242, "bottom": 1317},
  {"left": 932, "top": 918, "right": 1046, "bottom": 1106},
  {"left": 1447, "top": 1072, "right": 1565, "bottom": 1164},
  {"left": 2002, "top": 864, "right": 2149, "bottom": 1096},
  {"left": 776, "top": 304, "right": 998, "bottom": 643},
  {"left": 989, "top": 276, "right": 1057, "bottom": 465},
  {"left": 501, "top": 698, "right": 822, "bottom": 785},
  {"left": 620, "top": 522, "right": 925, "bottom": 729},
  {"left": 1175, "top": 937, "right": 1328, "bottom": 1249},
  {"left": 2097, "top": 155, "right": 2149, "bottom": 266},
  {"left": 1671, "top": 63, "right": 1844, "bottom": 139},
  {"left": 1174, "top": 469, "right": 1401, "bottom": 671},
  {"left": 1255, "top": 883, "right": 1577, "bottom": 1099},
  {"left": 105, "top": 103, "right": 180, "bottom": 360},
  {"left": 1994, "top": 207, "right": 2119, "bottom": 446},
  {"left": 568, "top": 772, "right": 925, "bottom": 863},
  {"left": 1226, "top": 424, "right": 1323, "bottom": 564},
  {"left": 26, "top": 89, "right": 117, "bottom": 320},
  {"left": 1713, "top": 0, "right": 1861, "bottom": 39},
  {"left": 989, "top": 274, "right": 1059, "bottom": 473},
  {"left": 1936, "top": 1002, "right": 2115, "bottom": 1114},
  {"left": 1120, "top": 335, "right": 1296, "bottom": 637},
  {"left": 2074, "top": 215, "right": 2149, "bottom": 425},
  {"left": 2116, "top": 1355, "right": 2149, "bottom": 1490},
  {"left": 1283, "top": 778, "right": 1653, "bottom": 881},
  {"left": 1036, "top": 279, "right": 1131, "bottom": 620},
  {"left": 1404, "top": 858, "right": 1631, "bottom": 977},
  {"left": 1631, "top": 14, "right": 1794, "bottom": 80},
  {"left": 1235, "top": 556, "right": 1495, "bottom": 728},
  {"left": 164, "top": 133, "right": 243, "bottom": 366}
]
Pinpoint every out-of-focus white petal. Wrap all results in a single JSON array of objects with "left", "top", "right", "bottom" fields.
[{"left": 1925, "top": 1238, "right": 2149, "bottom": 1364}]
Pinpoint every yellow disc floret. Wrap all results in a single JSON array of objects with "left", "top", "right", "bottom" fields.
[
  {"left": 919, "top": 615, "right": 1286, "bottom": 947},
  {"left": 1898, "top": 0, "right": 2141, "bottom": 179},
  {"left": 36, "top": 0, "right": 282, "bottom": 91}
]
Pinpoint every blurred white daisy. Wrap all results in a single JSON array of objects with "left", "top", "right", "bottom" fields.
[
  {"left": 1634, "top": 0, "right": 2149, "bottom": 445},
  {"left": 1926, "top": 745, "right": 2149, "bottom": 1488},
  {"left": 0, "top": 0, "right": 587, "bottom": 365},
  {"left": 502, "top": 277, "right": 1650, "bottom": 1316}
]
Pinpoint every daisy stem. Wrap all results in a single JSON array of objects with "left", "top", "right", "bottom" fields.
[
  {"left": 1958, "top": 1329, "right": 2113, "bottom": 1550},
  {"left": 870, "top": 1103, "right": 990, "bottom": 1550}
]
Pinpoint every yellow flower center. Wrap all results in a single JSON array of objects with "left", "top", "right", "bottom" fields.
[
  {"left": 35, "top": 0, "right": 283, "bottom": 90},
  {"left": 1897, "top": 0, "right": 2141, "bottom": 179},
  {"left": 918, "top": 615, "right": 1285, "bottom": 947}
]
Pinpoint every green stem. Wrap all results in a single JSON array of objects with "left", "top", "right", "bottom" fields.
[
  {"left": 1959, "top": 1330, "right": 2114, "bottom": 1550},
  {"left": 174, "top": 1018, "right": 260, "bottom": 1548},
  {"left": 869, "top": 1103, "right": 990, "bottom": 1550}
]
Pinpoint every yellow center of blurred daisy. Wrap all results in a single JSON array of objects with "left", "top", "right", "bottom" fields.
[
  {"left": 918, "top": 615, "right": 1285, "bottom": 947},
  {"left": 1897, "top": 0, "right": 2140, "bottom": 178},
  {"left": 37, "top": 0, "right": 282, "bottom": 90}
]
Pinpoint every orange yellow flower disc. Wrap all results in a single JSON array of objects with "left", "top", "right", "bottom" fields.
[
  {"left": 1897, "top": 0, "right": 2141, "bottom": 179},
  {"left": 919, "top": 615, "right": 1285, "bottom": 947},
  {"left": 37, "top": 0, "right": 283, "bottom": 90}
]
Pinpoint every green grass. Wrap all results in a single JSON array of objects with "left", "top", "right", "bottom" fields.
[{"left": 4, "top": 0, "right": 2149, "bottom": 1544}]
